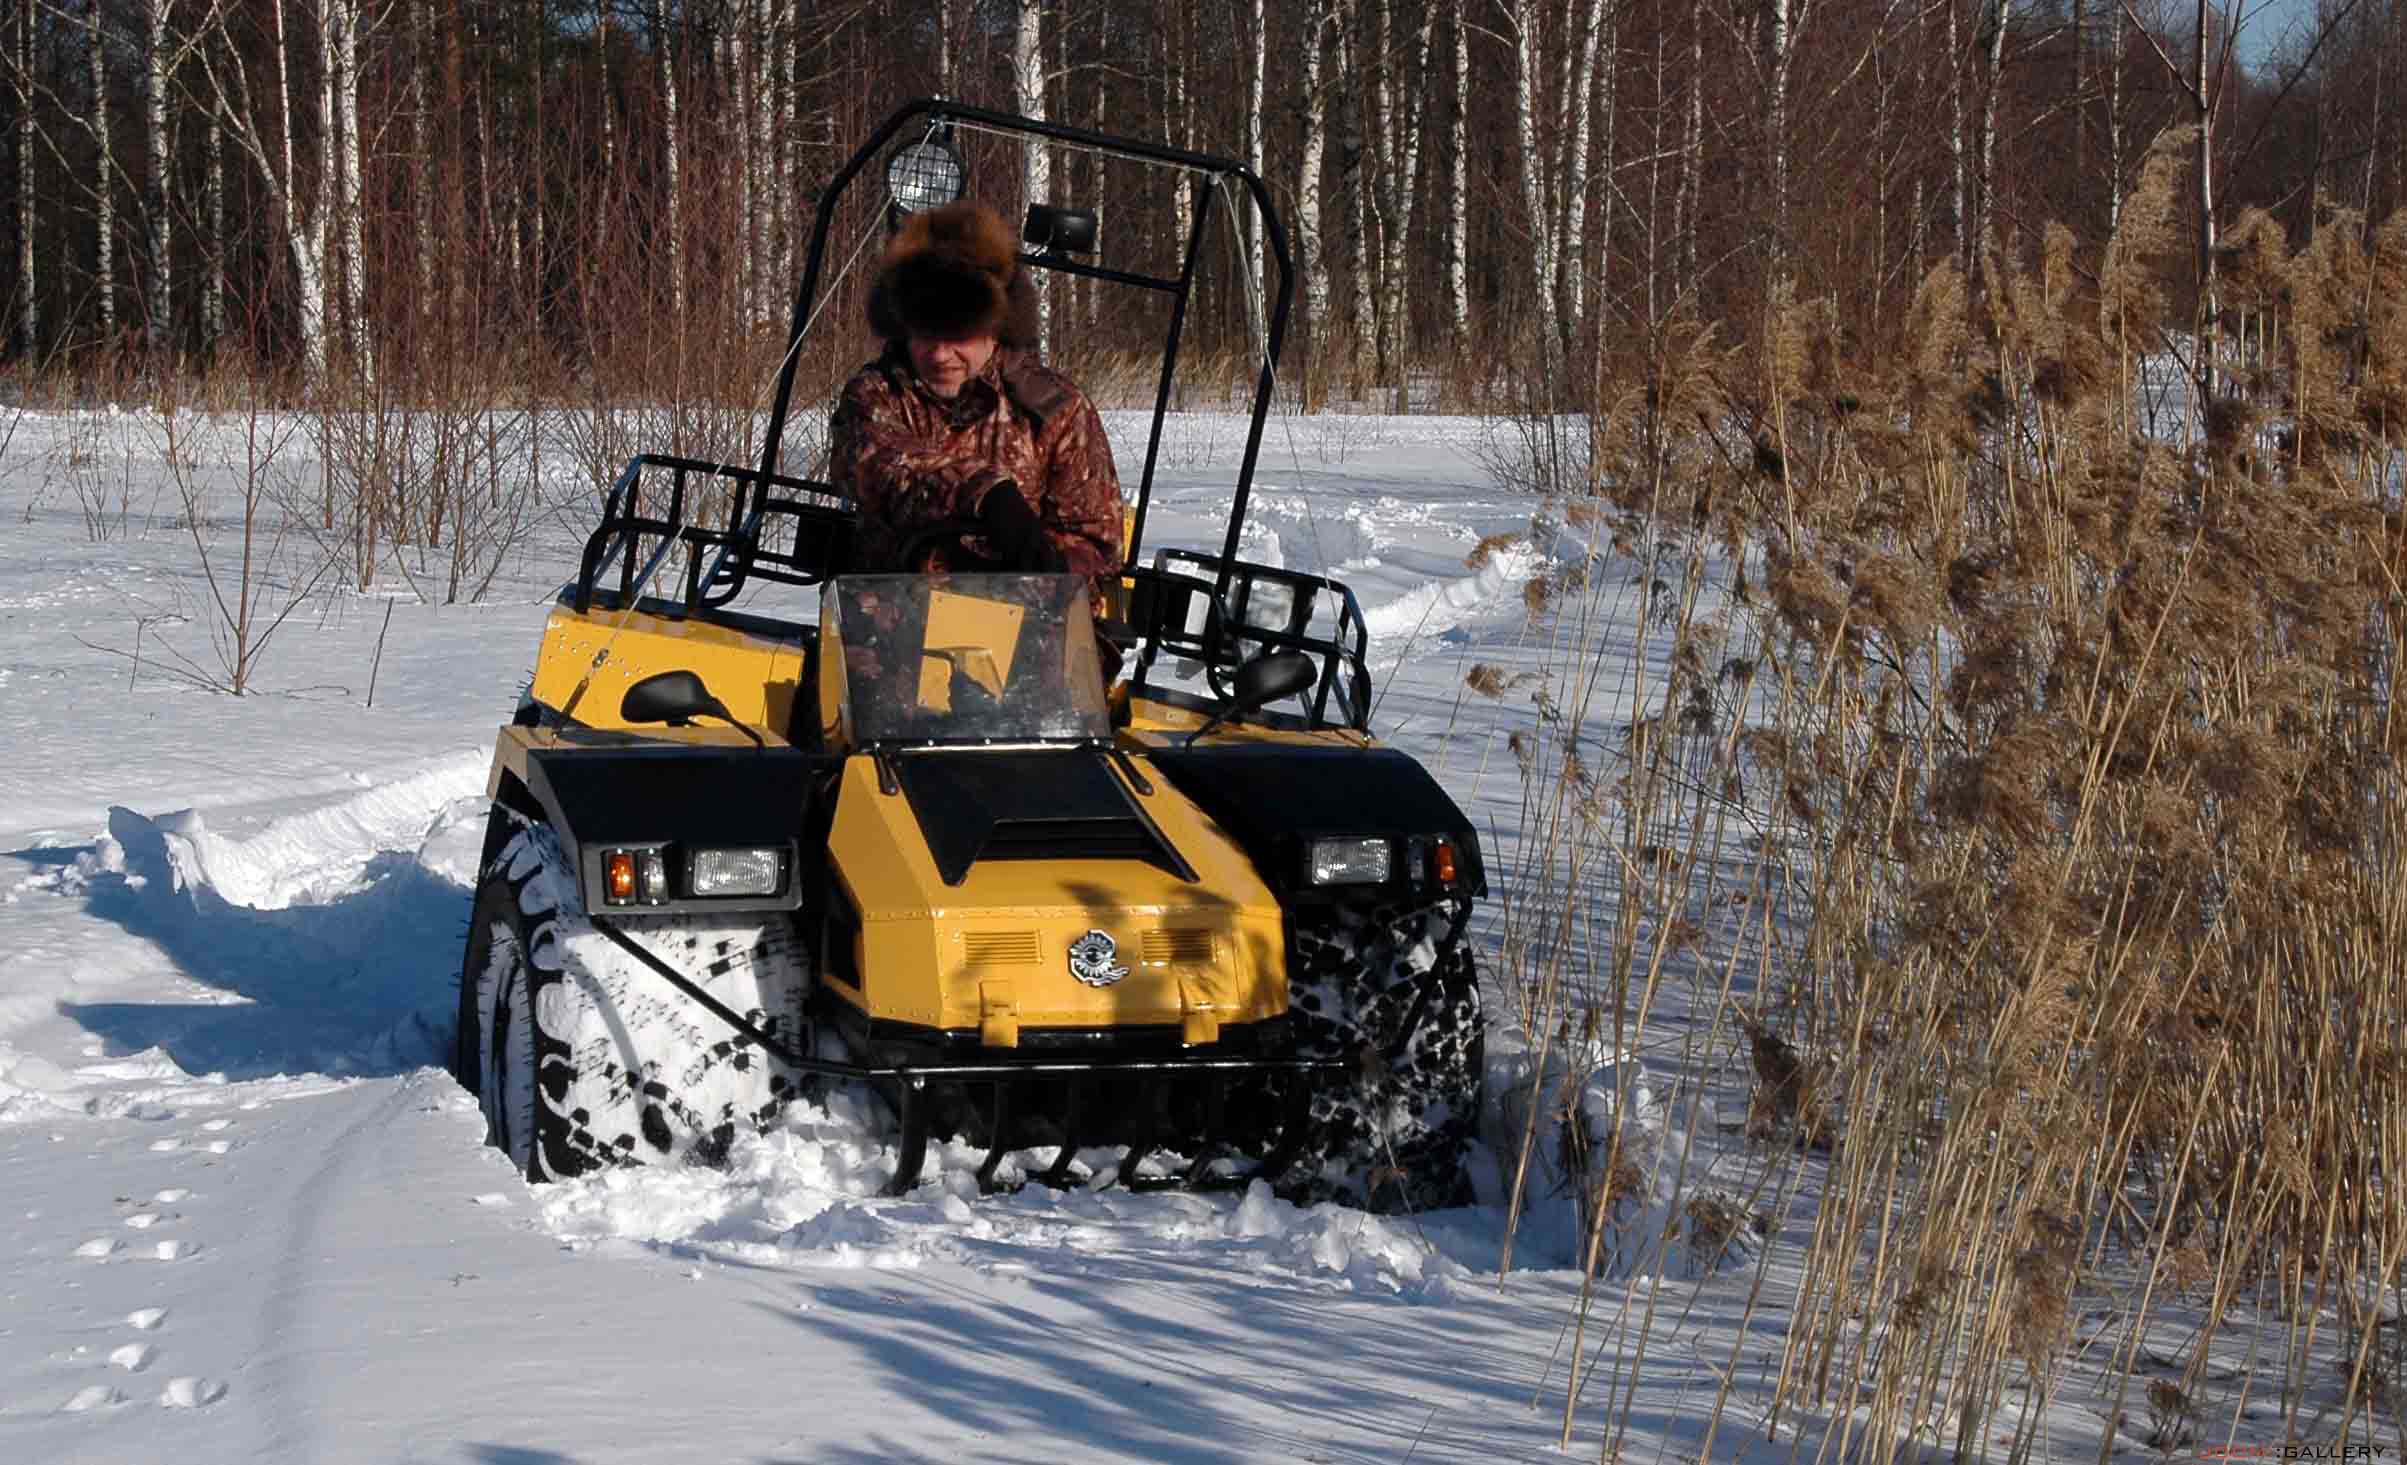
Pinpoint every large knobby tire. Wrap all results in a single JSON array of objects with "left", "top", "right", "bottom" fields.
[
  {"left": 452, "top": 818, "right": 811, "bottom": 1182},
  {"left": 1285, "top": 897, "right": 1485, "bottom": 1211}
]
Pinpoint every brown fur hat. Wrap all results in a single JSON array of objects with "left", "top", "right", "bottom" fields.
[{"left": 866, "top": 201, "right": 1040, "bottom": 348}]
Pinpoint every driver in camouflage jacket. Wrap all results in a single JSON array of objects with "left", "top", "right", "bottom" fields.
[{"left": 828, "top": 200, "right": 1123, "bottom": 602}]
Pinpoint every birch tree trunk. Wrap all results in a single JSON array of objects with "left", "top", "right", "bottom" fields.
[
  {"left": 411, "top": 0, "right": 435, "bottom": 329},
  {"left": 12, "top": 0, "right": 33, "bottom": 357},
  {"left": 1374, "top": 0, "right": 1435, "bottom": 396},
  {"left": 656, "top": 0, "right": 685, "bottom": 323},
  {"left": 143, "top": 0, "right": 172, "bottom": 357},
  {"left": 768, "top": 0, "right": 791, "bottom": 304},
  {"left": 1336, "top": 13, "right": 1376, "bottom": 378},
  {"left": 2194, "top": 0, "right": 2216, "bottom": 396},
  {"left": 1014, "top": 0, "right": 1049, "bottom": 352},
  {"left": 1449, "top": 0, "right": 1469, "bottom": 343},
  {"left": 1298, "top": 0, "right": 1336, "bottom": 395},
  {"left": 1559, "top": 0, "right": 1606, "bottom": 352},
  {"left": 1676, "top": 0, "right": 1701, "bottom": 296},
  {"left": 1164, "top": 13, "right": 1190, "bottom": 250},
  {"left": 202, "top": 98, "right": 222, "bottom": 348},
  {"left": 1509, "top": 0, "right": 1559, "bottom": 356},
  {"left": 1975, "top": 0, "right": 2006, "bottom": 270},
  {"left": 732, "top": 16, "right": 756, "bottom": 325},
  {"left": 328, "top": 0, "right": 371, "bottom": 383},
  {"left": 2107, "top": 2, "right": 2123, "bottom": 230},
  {"left": 2074, "top": 0, "right": 2088, "bottom": 184},
  {"left": 1246, "top": 0, "right": 1266, "bottom": 303},
  {"left": 937, "top": 0, "right": 960, "bottom": 91},
  {"left": 89, "top": 0, "right": 116, "bottom": 350},
  {"left": 1948, "top": 0, "right": 1965, "bottom": 264},
  {"left": 1763, "top": 0, "right": 1805, "bottom": 292},
  {"left": 274, "top": 0, "right": 330, "bottom": 381}
]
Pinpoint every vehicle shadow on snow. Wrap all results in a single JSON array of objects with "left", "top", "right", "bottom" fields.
[
  {"left": 748, "top": 1250, "right": 1572, "bottom": 1464},
  {"left": 41, "top": 805, "right": 466, "bottom": 1080}
]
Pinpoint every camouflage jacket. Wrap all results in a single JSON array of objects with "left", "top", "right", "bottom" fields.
[{"left": 829, "top": 345, "right": 1123, "bottom": 590}]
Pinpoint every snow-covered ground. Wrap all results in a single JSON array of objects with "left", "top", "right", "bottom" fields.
[{"left": 0, "top": 401, "right": 2391, "bottom": 1463}]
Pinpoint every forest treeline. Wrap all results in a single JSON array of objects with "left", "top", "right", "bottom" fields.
[{"left": 0, "top": 0, "right": 2388, "bottom": 405}]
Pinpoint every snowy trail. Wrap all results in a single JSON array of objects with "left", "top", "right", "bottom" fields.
[{"left": 5, "top": 408, "right": 2132, "bottom": 1463}]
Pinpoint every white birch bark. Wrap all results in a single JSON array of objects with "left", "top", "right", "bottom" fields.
[
  {"left": 1976, "top": 0, "right": 2006, "bottom": 266},
  {"left": 1449, "top": 0, "right": 1468, "bottom": 341},
  {"left": 268, "top": 0, "right": 330, "bottom": 381},
  {"left": 656, "top": 0, "right": 684, "bottom": 322},
  {"left": 1246, "top": 0, "right": 1266, "bottom": 302},
  {"left": 597, "top": 10, "right": 613, "bottom": 183},
  {"left": 1375, "top": 0, "right": 1434, "bottom": 390},
  {"left": 1368, "top": 0, "right": 1395, "bottom": 369},
  {"left": 2107, "top": 2, "right": 2122, "bottom": 230},
  {"left": 13, "top": 0, "right": 33, "bottom": 356},
  {"left": 143, "top": 0, "right": 172, "bottom": 356},
  {"left": 1084, "top": 2, "right": 1106, "bottom": 331},
  {"left": 2194, "top": 0, "right": 2216, "bottom": 394},
  {"left": 938, "top": 0, "right": 960, "bottom": 91},
  {"left": 1336, "top": 12, "right": 1375, "bottom": 375},
  {"left": 1014, "top": 0, "right": 1049, "bottom": 352},
  {"left": 1948, "top": 0, "right": 1965, "bottom": 262},
  {"left": 89, "top": 0, "right": 116, "bottom": 348},
  {"left": 1299, "top": 0, "right": 1336, "bottom": 371},
  {"left": 202, "top": 94, "right": 221, "bottom": 346},
  {"left": 2074, "top": 0, "right": 2088, "bottom": 181},
  {"left": 1165, "top": 14, "right": 1190, "bottom": 249},
  {"left": 411, "top": 0, "right": 434, "bottom": 324},
  {"left": 1559, "top": 0, "right": 1606, "bottom": 345},
  {"left": 1509, "top": 0, "right": 1559, "bottom": 349},
  {"left": 769, "top": 0, "right": 792, "bottom": 304},
  {"left": 732, "top": 17, "right": 755, "bottom": 325},
  {"left": 328, "top": 0, "right": 371, "bottom": 382},
  {"left": 1676, "top": 0, "right": 1700, "bottom": 295},
  {"left": 1764, "top": 0, "right": 1799, "bottom": 288}
]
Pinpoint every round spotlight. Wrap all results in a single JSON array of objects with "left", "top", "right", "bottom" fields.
[{"left": 886, "top": 140, "right": 967, "bottom": 214}]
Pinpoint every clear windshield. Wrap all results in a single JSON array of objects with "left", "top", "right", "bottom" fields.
[{"left": 825, "top": 574, "right": 1109, "bottom": 746}]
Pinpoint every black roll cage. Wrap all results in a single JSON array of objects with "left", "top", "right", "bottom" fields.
[{"left": 568, "top": 98, "right": 1373, "bottom": 733}]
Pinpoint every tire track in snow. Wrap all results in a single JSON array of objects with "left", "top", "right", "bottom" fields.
[{"left": 1362, "top": 541, "right": 1546, "bottom": 668}]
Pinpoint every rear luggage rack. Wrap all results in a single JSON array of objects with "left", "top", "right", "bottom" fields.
[{"left": 574, "top": 452, "right": 857, "bottom": 618}]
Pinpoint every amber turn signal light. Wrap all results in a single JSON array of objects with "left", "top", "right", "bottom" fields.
[
  {"left": 1431, "top": 839, "right": 1458, "bottom": 885},
  {"left": 605, "top": 851, "right": 638, "bottom": 903}
]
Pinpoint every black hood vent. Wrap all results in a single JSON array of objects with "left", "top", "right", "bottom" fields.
[{"left": 891, "top": 748, "right": 1195, "bottom": 887}]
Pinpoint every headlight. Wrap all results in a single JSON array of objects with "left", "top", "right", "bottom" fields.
[
  {"left": 1307, "top": 837, "right": 1392, "bottom": 886},
  {"left": 886, "top": 139, "right": 966, "bottom": 213},
  {"left": 690, "top": 847, "right": 785, "bottom": 897}
]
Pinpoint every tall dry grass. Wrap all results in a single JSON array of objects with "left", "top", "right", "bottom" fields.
[{"left": 1489, "top": 129, "right": 2407, "bottom": 1457}]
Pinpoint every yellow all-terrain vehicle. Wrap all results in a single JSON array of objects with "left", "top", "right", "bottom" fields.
[{"left": 453, "top": 101, "right": 1485, "bottom": 1209}]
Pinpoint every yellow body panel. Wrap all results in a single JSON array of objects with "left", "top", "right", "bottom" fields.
[
  {"left": 823, "top": 755, "right": 1289, "bottom": 1040},
  {"left": 528, "top": 599, "right": 809, "bottom": 738}
]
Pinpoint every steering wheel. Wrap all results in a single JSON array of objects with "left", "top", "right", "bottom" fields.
[
  {"left": 893, "top": 516, "right": 996, "bottom": 574},
  {"left": 894, "top": 514, "right": 1064, "bottom": 575}
]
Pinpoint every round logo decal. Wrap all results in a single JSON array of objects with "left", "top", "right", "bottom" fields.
[{"left": 1067, "top": 929, "right": 1130, "bottom": 987}]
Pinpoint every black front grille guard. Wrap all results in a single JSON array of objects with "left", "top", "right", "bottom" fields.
[{"left": 588, "top": 915, "right": 1342, "bottom": 1198}]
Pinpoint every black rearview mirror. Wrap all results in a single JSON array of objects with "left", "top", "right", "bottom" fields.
[{"left": 622, "top": 670, "right": 732, "bottom": 728}]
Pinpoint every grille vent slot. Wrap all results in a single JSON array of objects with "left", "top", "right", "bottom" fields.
[
  {"left": 1143, "top": 928, "right": 1215, "bottom": 966},
  {"left": 963, "top": 930, "right": 1042, "bottom": 967}
]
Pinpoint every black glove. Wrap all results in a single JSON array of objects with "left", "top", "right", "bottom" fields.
[{"left": 978, "top": 482, "right": 1067, "bottom": 573}]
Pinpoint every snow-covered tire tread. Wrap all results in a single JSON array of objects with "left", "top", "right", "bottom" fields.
[{"left": 456, "top": 820, "right": 810, "bottom": 1182}]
